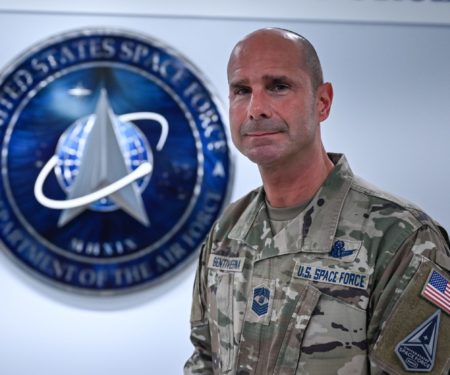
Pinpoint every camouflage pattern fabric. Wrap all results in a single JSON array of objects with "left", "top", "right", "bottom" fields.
[{"left": 184, "top": 153, "right": 450, "bottom": 375}]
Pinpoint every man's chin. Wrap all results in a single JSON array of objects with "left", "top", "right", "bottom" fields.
[{"left": 245, "top": 149, "right": 284, "bottom": 168}]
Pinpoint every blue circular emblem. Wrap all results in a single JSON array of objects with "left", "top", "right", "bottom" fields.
[{"left": 0, "top": 28, "right": 232, "bottom": 294}]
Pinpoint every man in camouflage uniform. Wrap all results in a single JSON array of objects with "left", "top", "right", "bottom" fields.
[{"left": 184, "top": 28, "right": 450, "bottom": 374}]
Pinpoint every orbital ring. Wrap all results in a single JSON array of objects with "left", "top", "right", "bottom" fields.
[
  {"left": 34, "top": 155, "right": 152, "bottom": 210},
  {"left": 119, "top": 112, "right": 168, "bottom": 151}
]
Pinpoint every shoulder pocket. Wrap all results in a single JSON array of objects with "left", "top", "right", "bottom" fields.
[{"left": 371, "top": 259, "right": 450, "bottom": 374}]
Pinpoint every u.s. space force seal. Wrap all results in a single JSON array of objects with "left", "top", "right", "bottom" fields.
[{"left": 0, "top": 28, "right": 232, "bottom": 294}]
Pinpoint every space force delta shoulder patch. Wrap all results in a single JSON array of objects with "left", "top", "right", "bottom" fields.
[
  {"left": 0, "top": 28, "right": 232, "bottom": 294},
  {"left": 395, "top": 310, "right": 441, "bottom": 372}
]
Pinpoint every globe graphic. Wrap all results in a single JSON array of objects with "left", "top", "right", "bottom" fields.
[{"left": 54, "top": 115, "right": 152, "bottom": 211}]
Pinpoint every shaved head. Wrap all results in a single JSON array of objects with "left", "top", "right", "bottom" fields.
[
  {"left": 226, "top": 27, "right": 334, "bottom": 171},
  {"left": 228, "top": 28, "right": 324, "bottom": 91}
]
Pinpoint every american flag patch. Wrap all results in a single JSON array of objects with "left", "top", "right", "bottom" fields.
[{"left": 421, "top": 270, "right": 450, "bottom": 315}]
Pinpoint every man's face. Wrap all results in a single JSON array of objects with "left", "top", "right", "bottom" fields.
[{"left": 227, "top": 32, "right": 328, "bottom": 168}]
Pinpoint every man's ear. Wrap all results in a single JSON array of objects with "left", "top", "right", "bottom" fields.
[{"left": 316, "top": 82, "right": 333, "bottom": 122}]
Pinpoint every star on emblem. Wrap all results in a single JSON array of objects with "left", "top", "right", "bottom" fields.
[{"left": 58, "top": 89, "right": 150, "bottom": 227}]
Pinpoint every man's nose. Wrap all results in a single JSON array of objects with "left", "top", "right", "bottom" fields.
[{"left": 248, "top": 91, "right": 272, "bottom": 120}]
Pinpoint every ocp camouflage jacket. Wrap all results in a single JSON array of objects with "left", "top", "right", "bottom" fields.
[{"left": 185, "top": 154, "right": 450, "bottom": 375}]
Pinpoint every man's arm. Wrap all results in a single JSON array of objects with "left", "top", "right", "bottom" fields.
[
  {"left": 369, "top": 225, "right": 450, "bottom": 374},
  {"left": 184, "top": 241, "right": 214, "bottom": 374}
]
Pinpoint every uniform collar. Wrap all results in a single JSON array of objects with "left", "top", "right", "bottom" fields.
[{"left": 228, "top": 153, "right": 354, "bottom": 259}]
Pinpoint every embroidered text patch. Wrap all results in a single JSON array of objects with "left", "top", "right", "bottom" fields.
[
  {"left": 296, "top": 264, "right": 368, "bottom": 290},
  {"left": 208, "top": 255, "right": 244, "bottom": 272}
]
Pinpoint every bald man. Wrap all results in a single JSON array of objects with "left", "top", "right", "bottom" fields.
[{"left": 184, "top": 28, "right": 450, "bottom": 375}]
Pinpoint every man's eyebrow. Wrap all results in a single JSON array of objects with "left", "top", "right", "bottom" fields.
[
  {"left": 229, "top": 79, "right": 249, "bottom": 88},
  {"left": 262, "top": 75, "right": 293, "bottom": 83},
  {"left": 229, "top": 75, "right": 295, "bottom": 89}
]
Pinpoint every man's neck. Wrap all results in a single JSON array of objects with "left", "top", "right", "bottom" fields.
[{"left": 260, "top": 149, "right": 334, "bottom": 208}]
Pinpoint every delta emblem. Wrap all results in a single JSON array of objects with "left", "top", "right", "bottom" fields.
[
  {"left": 0, "top": 28, "right": 232, "bottom": 294},
  {"left": 395, "top": 309, "right": 441, "bottom": 372}
]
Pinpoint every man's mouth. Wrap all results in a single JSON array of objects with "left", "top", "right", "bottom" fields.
[{"left": 244, "top": 130, "right": 280, "bottom": 137}]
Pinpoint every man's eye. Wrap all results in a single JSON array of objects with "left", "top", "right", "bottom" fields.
[
  {"left": 270, "top": 84, "right": 289, "bottom": 93},
  {"left": 233, "top": 87, "right": 250, "bottom": 95}
]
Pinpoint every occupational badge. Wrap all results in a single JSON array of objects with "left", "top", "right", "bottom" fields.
[{"left": 0, "top": 28, "right": 232, "bottom": 294}]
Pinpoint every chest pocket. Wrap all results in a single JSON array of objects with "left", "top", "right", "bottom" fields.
[
  {"left": 292, "top": 247, "right": 370, "bottom": 374},
  {"left": 297, "top": 293, "right": 368, "bottom": 374},
  {"left": 235, "top": 276, "right": 321, "bottom": 375},
  {"left": 234, "top": 270, "right": 369, "bottom": 375}
]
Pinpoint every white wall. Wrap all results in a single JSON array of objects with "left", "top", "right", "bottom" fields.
[{"left": 0, "top": 7, "right": 449, "bottom": 375}]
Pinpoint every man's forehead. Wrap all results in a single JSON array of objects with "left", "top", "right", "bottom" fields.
[
  {"left": 227, "top": 51, "right": 306, "bottom": 83},
  {"left": 228, "top": 32, "right": 304, "bottom": 73}
]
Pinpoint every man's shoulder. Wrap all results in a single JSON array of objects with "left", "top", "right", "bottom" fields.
[{"left": 350, "top": 175, "right": 443, "bottom": 233}]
